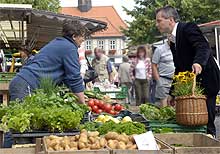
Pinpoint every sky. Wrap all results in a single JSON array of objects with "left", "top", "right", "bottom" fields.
[{"left": 60, "top": 0, "right": 136, "bottom": 22}]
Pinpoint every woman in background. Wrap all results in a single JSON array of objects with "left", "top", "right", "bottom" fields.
[{"left": 130, "top": 46, "right": 152, "bottom": 106}]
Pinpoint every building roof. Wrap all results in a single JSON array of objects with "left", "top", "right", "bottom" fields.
[
  {"left": 0, "top": 7, "right": 107, "bottom": 49},
  {"left": 61, "top": 6, "right": 127, "bottom": 38}
]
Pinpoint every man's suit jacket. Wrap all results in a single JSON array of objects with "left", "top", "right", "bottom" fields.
[{"left": 171, "top": 22, "right": 220, "bottom": 96}]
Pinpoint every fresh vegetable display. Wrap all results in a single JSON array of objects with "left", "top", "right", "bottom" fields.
[
  {"left": 44, "top": 130, "right": 139, "bottom": 151},
  {"left": 0, "top": 81, "right": 89, "bottom": 133},
  {"left": 87, "top": 99, "right": 123, "bottom": 115},
  {"left": 45, "top": 130, "right": 106, "bottom": 151},
  {"left": 139, "top": 104, "right": 175, "bottom": 121},
  {"left": 84, "top": 90, "right": 112, "bottom": 103},
  {"left": 80, "top": 121, "right": 146, "bottom": 135},
  {"left": 95, "top": 115, "right": 132, "bottom": 124}
]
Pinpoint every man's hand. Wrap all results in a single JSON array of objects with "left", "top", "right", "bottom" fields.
[
  {"left": 192, "top": 63, "right": 202, "bottom": 75},
  {"left": 167, "top": 95, "right": 175, "bottom": 106},
  {"left": 74, "top": 92, "right": 85, "bottom": 104}
]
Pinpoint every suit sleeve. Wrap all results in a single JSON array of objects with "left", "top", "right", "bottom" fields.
[{"left": 184, "top": 23, "right": 211, "bottom": 68}]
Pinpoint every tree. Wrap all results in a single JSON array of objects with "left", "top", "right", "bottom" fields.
[
  {"left": 123, "top": 0, "right": 220, "bottom": 46},
  {"left": 0, "top": 0, "right": 60, "bottom": 13}
]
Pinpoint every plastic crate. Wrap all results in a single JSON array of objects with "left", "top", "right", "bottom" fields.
[
  {"left": 150, "top": 120, "right": 207, "bottom": 133},
  {"left": 93, "top": 86, "right": 128, "bottom": 99}
]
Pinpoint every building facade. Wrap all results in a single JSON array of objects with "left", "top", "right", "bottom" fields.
[{"left": 61, "top": 0, "right": 127, "bottom": 55}]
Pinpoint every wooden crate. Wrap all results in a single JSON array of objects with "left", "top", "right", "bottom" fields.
[
  {"left": 0, "top": 147, "right": 36, "bottom": 154},
  {"left": 110, "top": 138, "right": 174, "bottom": 154},
  {"left": 43, "top": 137, "right": 110, "bottom": 154},
  {"left": 155, "top": 133, "right": 220, "bottom": 154}
]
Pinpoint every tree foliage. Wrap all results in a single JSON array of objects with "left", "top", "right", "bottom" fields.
[
  {"left": 123, "top": 0, "right": 220, "bottom": 45},
  {"left": 0, "top": 0, "right": 60, "bottom": 13}
]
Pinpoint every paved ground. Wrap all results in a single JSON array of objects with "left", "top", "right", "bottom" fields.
[{"left": 215, "top": 116, "right": 220, "bottom": 139}]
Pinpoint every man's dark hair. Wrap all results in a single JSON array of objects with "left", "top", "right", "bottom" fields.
[
  {"left": 62, "top": 19, "right": 89, "bottom": 38},
  {"left": 156, "top": 6, "right": 180, "bottom": 22}
]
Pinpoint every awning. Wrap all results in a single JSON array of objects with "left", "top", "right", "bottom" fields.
[{"left": 0, "top": 7, "right": 107, "bottom": 49}]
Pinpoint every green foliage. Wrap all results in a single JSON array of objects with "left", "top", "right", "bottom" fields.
[
  {"left": 0, "top": 87, "right": 89, "bottom": 133},
  {"left": 123, "top": 0, "right": 220, "bottom": 45},
  {"left": 80, "top": 121, "right": 146, "bottom": 135},
  {"left": 0, "top": 0, "right": 60, "bottom": 12},
  {"left": 139, "top": 104, "right": 176, "bottom": 121}
]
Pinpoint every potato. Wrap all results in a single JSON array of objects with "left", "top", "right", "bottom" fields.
[
  {"left": 70, "top": 147, "right": 78, "bottom": 150},
  {"left": 70, "top": 136, "right": 76, "bottom": 142},
  {"left": 70, "top": 142, "right": 78, "bottom": 148},
  {"left": 75, "top": 135, "right": 80, "bottom": 141},
  {"left": 90, "top": 142, "right": 101, "bottom": 150},
  {"left": 117, "top": 141, "right": 126, "bottom": 149},
  {"left": 99, "top": 138, "right": 107, "bottom": 148},
  {"left": 128, "top": 144, "right": 137, "bottom": 150},
  {"left": 88, "top": 137, "right": 96, "bottom": 144},
  {"left": 60, "top": 137, "right": 70, "bottom": 148},
  {"left": 49, "top": 139, "right": 60, "bottom": 148},
  {"left": 116, "top": 134, "right": 129, "bottom": 144},
  {"left": 64, "top": 145, "right": 71, "bottom": 150},
  {"left": 79, "top": 134, "right": 88, "bottom": 143},
  {"left": 78, "top": 142, "right": 87, "bottom": 150},
  {"left": 88, "top": 131, "right": 99, "bottom": 137},
  {"left": 126, "top": 142, "right": 134, "bottom": 149},
  {"left": 81, "top": 148, "right": 91, "bottom": 150},
  {"left": 129, "top": 135, "right": 136, "bottom": 143},
  {"left": 48, "top": 135, "right": 60, "bottom": 140},
  {"left": 54, "top": 144, "right": 63, "bottom": 151},
  {"left": 81, "top": 129, "right": 87, "bottom": 134},
  {"left": 48, "top": 147, "right": 54, "bottom": 151},
  {"left": 107, "top": 140, "right": 117, "bottom": 149},
  {"left": 105, "top": 132, "right": 118, "bottom": 140}
]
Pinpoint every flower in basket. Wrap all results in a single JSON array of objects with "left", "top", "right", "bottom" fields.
[{"left": 172, "top": 71, "right": 204, "bottom": 97}]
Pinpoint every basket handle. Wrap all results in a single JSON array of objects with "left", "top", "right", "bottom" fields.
[{"left": 192, "top": 74, "right": 196, "bottom": 97}]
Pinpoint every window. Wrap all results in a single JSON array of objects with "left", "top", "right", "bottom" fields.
[
  {"left": 85, "top": 40, "right": 92, "bottom": 50},
  {"left": 109, "top": 40, "right": 116, "bottom": 50},
  {"left": 97, "top": 40, "right": 104, "bottom": 49}
]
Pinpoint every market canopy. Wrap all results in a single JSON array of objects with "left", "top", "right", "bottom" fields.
[{"left": 0, "top": 7, "right": 107, "bottom": 49}]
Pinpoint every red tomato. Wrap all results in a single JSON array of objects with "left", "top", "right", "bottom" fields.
[
  {"left": 114, "top": 104, "right": 122, "bottom": 111},
  {"left": 94, "top": 99, "right": 100, "bottom": 106},
  {"left": 98, "top": 101, "right": 105, "bottom": 109},
  {"left": 104, "top": 104, "right": 112, "bottom": 113},
  {"left": 109, "top": 110, "right": 116, "bottom": 115},
  {"left": 92, "top": 105, "right": 99, "bottom": 112},
  {"left": 96, "top": 109, "right": 103, "bottom": 114},
  {"left": 88, "top": 99, "right": 94, "bottom": 107}
]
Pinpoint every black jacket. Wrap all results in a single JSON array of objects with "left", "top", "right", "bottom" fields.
[{"left": 171, "top": 22, "right": 220, "bottom": 96}]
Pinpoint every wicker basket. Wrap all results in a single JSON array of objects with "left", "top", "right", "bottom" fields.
[{"left": 175, "top": 76, "right": 208, "bottom": 126}]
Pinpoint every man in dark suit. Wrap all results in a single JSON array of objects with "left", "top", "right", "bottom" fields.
[{"left": 155, "top": 6, "right": 220, "bottom": 136}]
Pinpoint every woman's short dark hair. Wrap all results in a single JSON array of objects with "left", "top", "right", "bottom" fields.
[
  {"left": 137, "top": 45, "right": 147, "bottom": 58},
  {"left": 62, "top": 20, "right": 89, "bottom": 38}
]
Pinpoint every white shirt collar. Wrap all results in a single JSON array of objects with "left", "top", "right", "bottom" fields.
[{"left": 171, "top": 22, "right": 179, "bottom": 37}]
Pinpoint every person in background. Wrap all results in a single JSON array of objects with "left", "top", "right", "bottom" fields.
[
  {"left": 152, "top": 40, "right": 175, "bottom": 107},
  {"left": 9, "top": 20, "right": 87, "bottom": 104},
  {"left": 78, "top": 42, "right": 88, "bottom": 79},
  {"left": 19, "top": 46, "right": 35, "bottom": 66},
  {"left": 118, "top": 56, "right": 132, "bottom": 104},
  {"left": 156, "top": 6, "right": 220, "bottom": 137},
  {"left": 130, "top": 46, "right": 152, "bottom": 106},
  {"left": 92, "top": 47, "right": 113, "bottom": 82}
]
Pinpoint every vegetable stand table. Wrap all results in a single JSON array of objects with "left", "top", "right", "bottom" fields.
[{"left": 0, "top": 73, "right": 16, "bottom": 105}]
